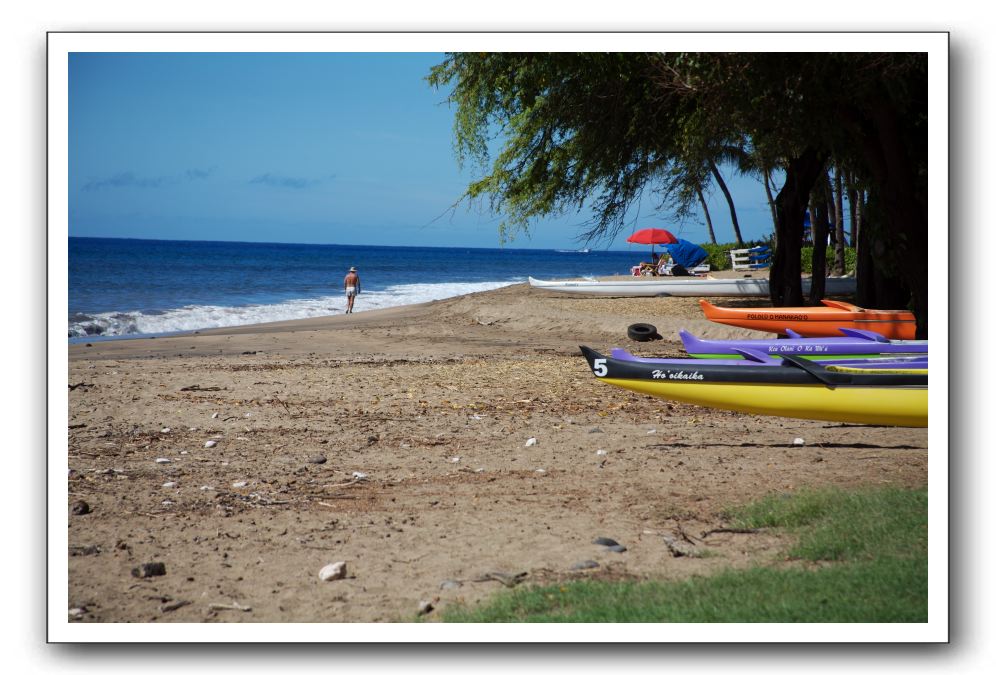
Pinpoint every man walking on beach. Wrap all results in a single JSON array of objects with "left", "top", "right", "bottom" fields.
[{"left": 344, "top": 266, "right": 361, "bottom": 314}]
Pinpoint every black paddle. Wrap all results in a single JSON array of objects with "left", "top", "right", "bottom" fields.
[{"left": 778, "top": 354, "right": 840, "bottom": 387}]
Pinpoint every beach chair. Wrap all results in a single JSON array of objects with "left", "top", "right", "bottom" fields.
[
  {"left": 659, "top": 260, "right": 711, "bottom": 276},
  {"left": 729, "top": 245, "right": 772, "bottom": 272}
]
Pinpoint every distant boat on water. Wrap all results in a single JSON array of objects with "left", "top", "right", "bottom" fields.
[{"left": 555, "top": 248, "right": 590, "bottom": 254}]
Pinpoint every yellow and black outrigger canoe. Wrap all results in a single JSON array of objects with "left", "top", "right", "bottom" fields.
[{"left": 580, "top": 346, "right": 927, "bottom": 427}]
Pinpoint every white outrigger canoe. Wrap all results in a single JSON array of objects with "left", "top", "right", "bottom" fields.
[{"left": 527, "top": 275, "right": 856, "bottom": 298}]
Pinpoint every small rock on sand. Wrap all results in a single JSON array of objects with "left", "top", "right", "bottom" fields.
[
  {"left": 439, "top": 580, "right": 463, "bottom": 590},
  {"left": 131, "top": 562, "right": 167, "bottom": 578},
  {"left": 319, "top": 561, "right": 347, "bottom": 581},
  {"left": 204, "top": 440, "right": 218, "bottom": 448},
  {"left": 71, "top": 500, "right": 91, "bottom": 516},
  {"left": 592, "top": 537, "right": 619, "bottom": 547},
  {"left": 307, "top": 455, "right": 327, "bottom": 464},
  {"left": 570, "top": 560, "right": 600, "bottom": 570},
  {"left": 417, "top": 600, "right": 434, "bottom": 615}
]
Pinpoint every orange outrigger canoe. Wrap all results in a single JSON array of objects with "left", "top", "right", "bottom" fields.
[{"left": 700, "top": 299, "right": 917, "bottom": 339}]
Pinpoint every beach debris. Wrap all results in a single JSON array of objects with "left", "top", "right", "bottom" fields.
[
  {"left": 180, "top": 450, "right": 189, "bottom": 455},
  {"left": 68, "top": 607, "right": 87, "bottom": 618},
  {"left": 351, "top": 471, "right": 368, "bottom": 481},
  {"left": 606, "top": 545, "right": 627, "bottom": 553},
  {"left": 588, "top": 427, "right": 604, "bottom": 434},
  {"left": 231, "top": 480, "right": 248, "bottom": 489},
  {"left": 200, "top": 485, "right": 214, "bottom": 491},
  {"left": 307, "top": 455, "right": 327, "bottom": 464},
  {"left": 647, "top": 428, "right": 657, "bottom": 434},
  {"left": 469, "top": 414, "right": 484, "bottom": 420},
  {"left": 160, "top": 428, "right": 171, "bottom": 434},
  {"left": 159, "top": 599, "right": 192, "bottom": 613},
  {"left": 592, "top": 537, "right": 620, "bottom": 547},
  {"left": 570, "top": 560, "right": 600, "bottom": 571},
  {"left": 472, "top": 571, "right": 528, "bottom": 587},
  {"left": 180, "top": 384, "right": 223, "bottom": 392},
  {"left": 161, "top": 500, "right": 174, "bottom": 507},
  {"left": 155, "top": 458, "right": 171, "bottom": 464},
  {"left": 71, "top": 500, "right": 91, "bottom": 516},
  {"left": 204, "top": 440, "right": 218, "bottom": 448},
  {"left": 245, "top": 412, "right": 252, "bottom": 418},
  {"left": 793, "top": 437, "right": 806, "bottom": 446},
  {"left": 208, "top": 601, "right": 252, "bottom": 612},
  {"left": 448, "top": 456, "right": 461, "bottom": 463},
  {"left": 534, "top": 469, "right": 546, "bottom": 474},
  {"left": 211, "top": 412, "right": 219, "bottom": 419},
  {"left": 417, "top": 599, "right": 435, "bottom": 616},
  {"left": 69, "top": 544, "right": 101, "bottom": 557},
  {"left": 162, "top": 481, "right": 177, "bottom": 488},
  {"left": 596, "top": 449, "right": 607, "bottom": 456},
  {"left": 662, "top": 535, "right": 694, "bottom": 558},
  {"left": 131, "top": 562, "right": 167, "bottom": 578},
  {"left": 439, "top": 579, "right": 463, "bottom": 591},
  {"left": 318, "top": 561, "right": 347, "bottom": 581},
  {"left": 525, "top": 437, "right": 537, "bottom": 447}
]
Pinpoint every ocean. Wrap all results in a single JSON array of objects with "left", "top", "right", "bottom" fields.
[{"left": 69, "top": 237, "right": 648, "bottom": 340}]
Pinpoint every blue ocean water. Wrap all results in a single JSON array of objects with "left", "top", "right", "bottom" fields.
[{"left": 69, "top": 237, "right": 648, "bottom": 339}]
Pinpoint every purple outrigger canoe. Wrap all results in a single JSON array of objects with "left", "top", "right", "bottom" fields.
[
  {"left": 610, "top": 347, "right": 927, "bottom": 370},
  {"left": 678, "top": 328, "right": 927, "bottom": 360}
]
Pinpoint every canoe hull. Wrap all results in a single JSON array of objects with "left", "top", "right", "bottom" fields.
[
  {"left": 581, "top": 346, "right": 927, "bottom": 427},
  {"left": 699, "top": 299, "right": 917, "bottom": 339},
  {"left": 601, "top": 377, "right": 927, "bottom": 427},
  {"left": 528, "top": 276, "right": 856, "bottom": 297},
  {"left": 678, "top": 329, "right": 928, "bottom": 360}
]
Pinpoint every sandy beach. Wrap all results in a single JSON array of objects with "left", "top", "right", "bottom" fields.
[{"left": 66, "top": 278, "right": 928, "bottom": 623}]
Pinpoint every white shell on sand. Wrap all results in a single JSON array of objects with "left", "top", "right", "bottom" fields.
[
  {"left": 525, "top": 437, "right": 537, "bottom": 447},
  {"left": 318, "top": 561, "right": 347, "bottom": 581},
  {"left": 160, "top": 428, "right": 171, "bottom": 433},
  {"left": 352, "top": 471, "right": 368, "bottom": 480},
  {"left": 211, "top": 412, "right": 219, "bottom": 419},
  {"left": 448, "top": 456, "right": 461, "bottom": 463},
  {"left": 204, "top": 440, "right": 218, "bottom": 448},
  {"left": 793, "top": 437, "right": 805, "bottom": 446},
  {"left": 596, "top": 450, "right": 607, "bottom": 456},
  {"left": 155, "top": 458, "right": 171, "bottom": 464},
  {"left": 162, "top": 481, "right": 177, "bottom": 488},
  {"left": 231, "top": 480, "right": 248, "bottom": 488}
]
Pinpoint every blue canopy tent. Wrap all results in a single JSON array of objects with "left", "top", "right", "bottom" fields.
[{"left": 661, "top": 239, "right": 708, "bottom": 269}]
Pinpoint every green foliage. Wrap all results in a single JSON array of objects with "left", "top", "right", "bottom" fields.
[
  {"left": 441, "top": 486, "right": 927, "bottom": 623},
  {"left": 427, "top": 53, "right": 925, "bottom": 257},
  {"left": 800, "top": 246, "right": 857, "bottom": 275}
]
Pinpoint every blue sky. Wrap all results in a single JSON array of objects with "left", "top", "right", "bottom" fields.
[{"left": 69, "top": 52, "right": 777, "bottom": 250}]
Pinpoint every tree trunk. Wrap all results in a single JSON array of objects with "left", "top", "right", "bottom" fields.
[
  {"left": 856, "top": 191, "right": 911, "bottom": 311},
  {"left": 763, "top": 166, "right": 778, "bottom": 233},
  {"left": 842, "top": 94, "right": 927, "bottom": 337},
  {"left": 709, "top": 160, "right": 744, "bottom": 245},
  {"left": 846, "top": 173, "right": 859, "bottom": 249},
  {"left": 808, "top": 175, "right": 831, "bottom": 304},
  {"left": 696, "top": 186, "right": 717, "bottom": 244},
  {"left": 770, "top": 147, "right": 828, "bottom": 308},
  {"left": 833, "top": 165, "right": 846, "bottom": 275}
]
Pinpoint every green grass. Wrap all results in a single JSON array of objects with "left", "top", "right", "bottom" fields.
[{"left": 441, "top": 487, "right": 927, "bottom": 623}]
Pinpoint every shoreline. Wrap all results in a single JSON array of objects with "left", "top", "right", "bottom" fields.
[{"left": 67, "top": 268, "right": 778, "bottom": 345}]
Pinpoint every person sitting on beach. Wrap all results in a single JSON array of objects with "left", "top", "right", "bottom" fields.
[{"left": 344, "top": 266, "right": 361, "bottom": 314}]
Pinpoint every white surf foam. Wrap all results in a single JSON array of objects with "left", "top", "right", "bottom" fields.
[{"left": 68, "top": 280, "right": 518, "bottom": 338}]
